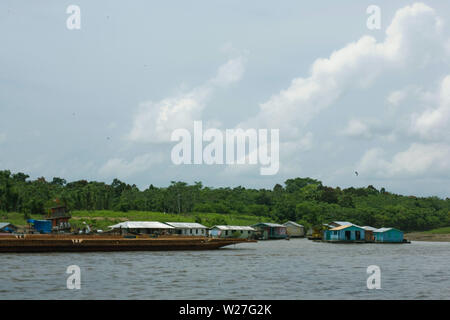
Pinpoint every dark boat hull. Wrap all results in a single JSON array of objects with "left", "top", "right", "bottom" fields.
[{"left": 0, "top": 235, "right": 256, "bottom": 253}]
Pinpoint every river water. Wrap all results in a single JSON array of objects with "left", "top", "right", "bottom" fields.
[{"left": 0, "top": 239, "right": 449, "bottom": 299}]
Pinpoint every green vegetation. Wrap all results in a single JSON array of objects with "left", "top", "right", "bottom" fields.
[
  {"left": 422, "top": 227, "right": 450, "bottom": 234},
  {"left": 0, "top": 212, "right": 42, "bottom": 227},
  {"left": 69, "top": 210, "right": 271, "bottom": 230},
  {"left": 0, "top": 210, "right": 270, "bottom": 230},
  {"left": 1, "top": 170, "right": 449, "bottom": 232}
]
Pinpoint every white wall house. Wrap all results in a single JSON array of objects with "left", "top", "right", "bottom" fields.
[
  {"left": 209, "top": 225, "right": 255, "bottom": 239},
  {"left": 109, "top": 221, "right": 174, "bottom": 235},
  {"left": 164, "top": 222, "right": 208, "bottom": 236},
  {"left": 283, "top": 221, "right": 305, "bottom": 237}
]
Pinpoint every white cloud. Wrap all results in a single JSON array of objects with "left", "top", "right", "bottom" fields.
[
  {"left": 341, "top": 118, "right": 397, "bottom": 141},
  {"left": 128, "top": 56, "right": 246, "bottom": 143},
  {"left": 342, "top": 119, "right": 372, "bottom": 138},
  {"left": 211, "top": 56, "right": 246, "bottom": 87},
  {"left": 229, "top": 3, "right": 450, "bottom": 184},
  {"left": 357, "top": 143, "right": 450, "bottom": 178},
  {"left": 410, "top": 75, "right": 450, "bottom": 140},
  {"left": 387, "top": 89, "right": 407, "bottom": 106},
  {"left": 240, "top": 3, "right": 446, "bottom": 141},
  {"left": 99, "top": 153, "right": 165, "bottom": 179}
]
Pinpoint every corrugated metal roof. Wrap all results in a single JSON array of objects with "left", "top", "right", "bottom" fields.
[
  {"left": 0, "top": 222, "right": 12, "bottom": 229},
  {"left": 332, "top": 221, "right": 353, "bottom": 226},
  {"left": 362, "top": 226, "right": 377, "bottom": 231},
  {"left": 211, "top": 225, "right": 255, "bottom": 231},
  {"left": 283, "top": 221, "right": 304, "bottom": 228},
  {"left": 253, "top": 222, "right": 285, "bottom": 228},
  {"left": 165, "top": 222, "right": 207, "bottom": 229},
  {"left": 109, "top": 221, "right": 174, "bottom": 229},
  {"left": 330, "top": 224, "right": 364, "bottom": 231},
  {"left": 374, "top": 227, "right": 395, "bottom": 233}
]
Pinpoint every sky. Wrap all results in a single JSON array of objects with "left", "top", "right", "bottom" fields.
[{"left": 1, "top": 1, "right": 450, "bottom": 197}]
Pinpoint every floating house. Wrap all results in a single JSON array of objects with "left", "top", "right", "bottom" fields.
[
  {"left": 317, "top": 220, "right": 407, "bottom": 243},
  {"left": 373, "top": 228, "right": 404, "bottom": 243},
  {"left": 164, "top": 222, "right": 208, "bottom": 236},
  {"left": 209, "top": 226, "right": 255, "bottom": 239},
  {"left": 308, "top": 221, "right": 353, "bottom": 240},
  {"left": 0, "top": 222, "right": 17, "bottom": 233},
  {"left": 323, "top": 224, "right": 366, "bottom": 242},
  {"left": 283, "top": 221, "right": 305, "bottom": 238},
  {"left": 109, "top": 221, "right": 175, "bottom": 235},
  {"left": 252, "top": 222, "right": 288, "bottom": 240},
  {"left": 362, "top": 226, "right": 377, "bottom": 242}
]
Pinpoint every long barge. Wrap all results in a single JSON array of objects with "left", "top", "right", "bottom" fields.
[{"left": 0, "top": 234, "right": 256, "bottom": 253}]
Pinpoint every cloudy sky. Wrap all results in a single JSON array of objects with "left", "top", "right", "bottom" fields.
[{"left": 1, "top": 1, "right": 450, "bottom": 197}]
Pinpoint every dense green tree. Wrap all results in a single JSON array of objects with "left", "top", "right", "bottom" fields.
[{"left": 0, "top": 169, "right": 448, "bottom": 232}]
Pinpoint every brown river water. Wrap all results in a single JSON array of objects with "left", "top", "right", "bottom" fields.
[{"left": 0, "top": 239, "right": 449, "bottom": 299}]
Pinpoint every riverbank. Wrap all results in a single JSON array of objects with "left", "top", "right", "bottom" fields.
[
  {"left": 405, "top": 233, "right": 450, "bottom": 242},
  {"left": 405, "top": 227, "right": 450, "bottom": 241}
]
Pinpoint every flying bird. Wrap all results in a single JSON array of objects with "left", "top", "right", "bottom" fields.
[{"left": 355, "top": 171, "right": 359, "bottom": 176}]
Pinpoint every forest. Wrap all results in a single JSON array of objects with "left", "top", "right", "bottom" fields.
[{"left": 0, "top": 170, "right": 449, "bottom": 232}]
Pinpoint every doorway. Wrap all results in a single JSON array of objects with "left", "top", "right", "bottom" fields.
[{"left": 345, "top": 230, "right": 351, "bottom": 240}]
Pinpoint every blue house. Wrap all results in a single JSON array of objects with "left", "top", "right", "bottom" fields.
[
  {"left": 324, "top": 224, "right": 365, "bottom": 242},
  {"left": 373, "top": 228, "right": 404, "bottom": 243},
  {"left": 27, "top": 219, "right": 52, "bottom": 234}
]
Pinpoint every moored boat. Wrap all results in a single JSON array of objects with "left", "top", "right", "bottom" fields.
[{"left": 0, "top": 234, "right": 256, "bottom": 253}]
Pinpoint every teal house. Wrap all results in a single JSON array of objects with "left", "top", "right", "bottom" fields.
[
  {"left": 373, "top": 228, "right": 404, "bottom": 243},
  {"left": 324, "top": 224, "right": 365, "bottom": 242}
]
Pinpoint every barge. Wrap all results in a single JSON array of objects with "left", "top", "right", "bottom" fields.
[{"left": 0, "top": 234, "right": 256, "bottom": 253}]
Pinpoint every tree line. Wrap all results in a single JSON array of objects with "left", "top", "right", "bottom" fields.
[{"left": 0, "top": 170, "right": 449, "bottom": 232}]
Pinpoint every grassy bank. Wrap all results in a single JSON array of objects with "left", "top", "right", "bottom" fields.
[
  {"left": 405, "top": 226, "right": 450, "bottom": 242},
  {"left": 0, "top": 210, "right": 274, "bottom": 231},
  {"left": 421, "top": 226, "right": 450, "bottom": 234},
  {"left": 0, "top": 212, "right": 42, "bottom": 227}
]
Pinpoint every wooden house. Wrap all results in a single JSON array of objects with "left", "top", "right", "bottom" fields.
[
  {"left": 362, "top": 226, "right": 377, "bottom": 242},
  {"left": 252, "top": 222, "right": 288, "bottom": 240},
  {"left": 283, "top": 221, "right": 305, "bottom": 238},
  {"left": 46, "top": 206, "right": 71, "bottom": 232}
]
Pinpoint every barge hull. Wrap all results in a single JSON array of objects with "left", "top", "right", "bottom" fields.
[{"left": 0, "top": 235, "right": 255, "bottom": 253}]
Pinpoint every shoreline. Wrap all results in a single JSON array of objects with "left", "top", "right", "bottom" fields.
[{"left": 405, "top": 233, "right": 450, "bottom": 242}]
